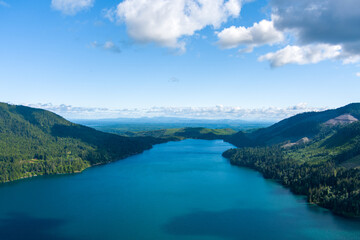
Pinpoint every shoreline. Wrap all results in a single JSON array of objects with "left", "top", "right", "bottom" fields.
[
  {"left": 0, "top": 147, "right": 155, "bottom": 185},
  {"left": 223, "top": 153, "right": 360, "bottom": 218}
]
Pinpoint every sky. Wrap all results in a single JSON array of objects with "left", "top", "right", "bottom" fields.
[{"left": 0, "top": 0, "right": 360, "bottom": 120}]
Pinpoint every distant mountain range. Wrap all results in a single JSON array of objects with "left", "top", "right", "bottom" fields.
[
  {"left": 73, "top": 117, "right": 273, "bottom": 134},
  {"left": 73, "top": 116, "right": 263, "bottom": 124},
  {"left": 123, "top": 127, "right": 236, "bottom": 140}
]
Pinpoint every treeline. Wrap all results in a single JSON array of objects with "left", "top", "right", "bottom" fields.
[
  {"left": 0, "top": 158, "right": 90, "bottom": 183},
  {"left": 226, "top": 103, "right": 360, "bottom": 148},
  {"left": 121, "top": 127, "right": 236, "bottom": 140},
  {"left": 0, "top": 103, "right": 168, "bottom": 183},
  {"left": 223, "top": 147, "right": 360, "bottom": 217}
]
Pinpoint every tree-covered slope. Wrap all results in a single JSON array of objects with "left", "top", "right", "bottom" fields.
[
  {"left": 223, "top": 145, "right": 360, "bottom": 217},
  {"left": 123, "top": 127, "right": 236, "bottom": 140},
  {"left": 223, "top": 104, "right": 360, "bottom": 217},
  {"left": 227, "top": 103, "right": 360, "bottom": 147},
  {"left": 0, "top": 103, "right": 164, "bottom": 182}
]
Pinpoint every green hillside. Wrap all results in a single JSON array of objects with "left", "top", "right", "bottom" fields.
[
  {"left": 0, "top": 103, "right": 165, "bottom": 183},
  {"left": 223, "top": 104, "right": 360, "bottom": 217},
  {"left": 123, "top": 127, "right": 236, "bottom": 140},
  {"left": 227, "top": 103, "right": 360, "bottom": 147}
]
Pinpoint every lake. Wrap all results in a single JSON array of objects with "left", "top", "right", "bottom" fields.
[{"left": 0, "top": 139, "right": 359, "bottom": 240}]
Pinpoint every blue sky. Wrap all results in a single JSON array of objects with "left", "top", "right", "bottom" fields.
[{"left": 0, "top": 0, "right": 360, "bottom": 120}]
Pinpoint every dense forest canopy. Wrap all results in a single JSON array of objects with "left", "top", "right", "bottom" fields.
[
  {"left": 226, "top": 103, "right": 360, "bottom": 147},
  {"left": 0, "top": 102, "right": 235, "bottom": 183},
  {"left": 223, "top": 103, "right": 360, "bottom": 217},
  {"left": 0, "top": 103, "right": 167, "bottom": 182}
]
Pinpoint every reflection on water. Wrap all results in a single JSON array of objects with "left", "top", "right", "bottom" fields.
[
  {"left": 0, "top": 212, "right": 70, "bottom": 240},
  {"left": 164, "top": 206, "right": 360, "bottom": 240}
]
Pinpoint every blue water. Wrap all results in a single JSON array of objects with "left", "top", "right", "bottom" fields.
[{"left": 0, "top": 139, "right": 359, "bottom": 240}]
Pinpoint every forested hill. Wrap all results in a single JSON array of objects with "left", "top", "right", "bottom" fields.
[
  {"left": 121, "top": 127, "right": 236, "bottom": 140},
  {"left": 223, "top": 103, "right": 360, "bottom": 217},
  {"left": 0, "top": 103, "right": 167, "bottom": 183},
  {"left": 226, "top": 103, "right": 360, "bottom": 147}
]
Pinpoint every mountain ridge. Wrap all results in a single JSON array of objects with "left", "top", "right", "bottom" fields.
[
  {"left": 226, "top": 103, "right": 360, "bottom": 147},
  {"left": 0, "top": 102, "right": 168, "bottom": 182},
  {"left": 223, "top": 103, "right": 360, "bottom": 217}
]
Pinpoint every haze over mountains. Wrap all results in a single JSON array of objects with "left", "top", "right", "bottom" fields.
[
  {"left": 23, "top": 102, "right": 324, "bottom": 122},
  {"left": 74, "top": 117, "right": 272, "bottom": 135}
]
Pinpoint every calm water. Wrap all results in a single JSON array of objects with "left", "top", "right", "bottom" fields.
[{"left": 0, "top": 139, "right": 359, "bottom": 240}]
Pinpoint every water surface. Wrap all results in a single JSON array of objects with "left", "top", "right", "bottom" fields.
[{"left": 0, "top": 139, "right": 359, "bottom": 240}]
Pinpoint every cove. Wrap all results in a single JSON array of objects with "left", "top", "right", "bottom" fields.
[{"left": 0, "top": 139, "right": 359, "bottom": 240}]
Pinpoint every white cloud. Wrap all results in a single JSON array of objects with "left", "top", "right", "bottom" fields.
[
  {"left": 103, "top": 41, "right": 121, "bottom": 53},
  {"left": 214, "top": 0, "right": 360, "bottom": 67},
  {"left": 270, "top": 0, "right": 360, "bottom": 63},
  {"left": 91, "top": 41, "right": 121, "bottom": 53},
  {"left": 217, "top": 19, "right": 284, "bottom": 50},
  {"left": 356, "top": 72, "right": 360, "bottom": 77},
  {"left": 343, "top": 55, "right": 360, "bottom": 64},
  {"left": 116, "top": 0, "right": 242, "bottom": 51},
  {"left": 24, "top": 103, "right": 324, "bottom": 121},
  {"left": 102, "top": 7, "right": 116, "bottom": 22},
  {"left": 258, "top": 44, "right": 342, "bottom": 67},
  {"left": 51, "top": 0, "right": 94, "bottom": 15}
]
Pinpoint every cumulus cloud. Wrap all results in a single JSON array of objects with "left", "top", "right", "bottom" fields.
[
  {"left": 23, "top": 103, "right": 324, "bottom": 121},
  {"left": 217, "top": 19, "right": 284, "bottom": 50},
  {"left": 102, "top": 7, "right": 116, "bottom": 22},
  {"left": 51, "top": 0, "right": 94, "bottom": 15},
  {"left": 259, "top": 44, "right": 342, "bottom": 67},
  {"left": 103, "top": 41, "right": 121, "bottom": 53},
  {"left": 270, "top": 0, "right": 360, "bottom": 63},
  {"left": 91, "top": 41, "right": 121, "bottom": 53},
  {"left": 115, "top": 0, "right": 242, "bottom": 51}
]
